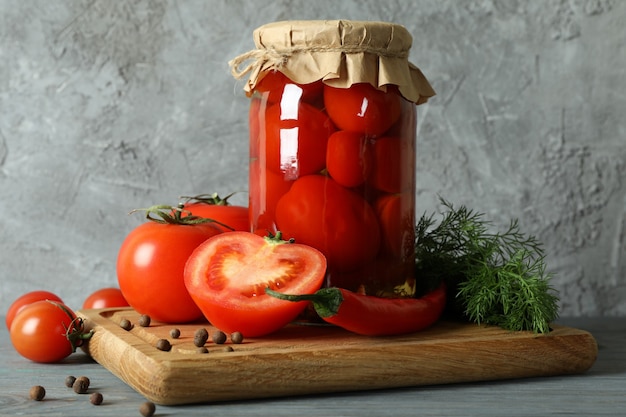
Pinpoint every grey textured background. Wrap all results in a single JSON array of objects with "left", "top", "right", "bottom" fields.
[{"left": 1, "top": 0, "right": 624, "bottom": 317}]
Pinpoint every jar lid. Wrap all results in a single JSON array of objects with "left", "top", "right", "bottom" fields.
[{"left": 229, "top": 20, "right": 435, "bottom": 105}]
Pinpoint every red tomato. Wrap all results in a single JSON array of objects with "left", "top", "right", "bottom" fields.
[
  {"left": 275, "top": 175, "right": 381, "bottom": 272},
  {"left": 249, "top": 159, "right": 294, "bottom": 236},
  {"left": 265, "top": 101, "right": 335, "bottom": 178},
  {"left": 255, "top": 71, "right": 324, "bottom": 105},
  {"left": 326, "top": 130, "right": 372, "bottom": 188},
  {"left": 82, "top": 287, "right": 129, "bottom": 310},
  {"left": 183, "top": 201, "right": 250, "bottom": 233},
  {"left": 323, "top": 83, "right": 402, "bottom": 136},
  {"left": 10, "top": 300, "right": 84, "bottom": 363},
  {"left": 184, "top": 231, "right": 326, "bottom": 337},
  {"left": 5, "top": 290, "right": 63, "bottom": 330},
  {"left": 374, "top": 193, "right": 415, "bottom": 260},
  {"left": 117, "top": 221, "right": 223, "bottom": 323},
  {"left": 368, "top": 136, "right": 412, "bottom": 193}
]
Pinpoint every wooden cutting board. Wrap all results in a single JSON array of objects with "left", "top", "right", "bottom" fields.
[{"left": 77, "top": 307, "right": 598, "bottom": 405}]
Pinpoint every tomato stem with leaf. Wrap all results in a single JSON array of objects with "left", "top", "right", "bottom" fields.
[
  {"left": 130, "top": 204, "right": 235, "bottom": 231},
  {"left": 266, "top": 283, "right": 446, "bottom": 336},
  {"left": 51, "top": 301, "right": 93, "bottom": 351}
]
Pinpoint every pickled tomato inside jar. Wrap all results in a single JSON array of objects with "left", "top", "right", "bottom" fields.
[{"left": 249, "top": 73, "right": 417, "bottom": 294}]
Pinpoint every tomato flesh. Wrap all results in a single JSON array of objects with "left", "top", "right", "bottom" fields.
[{"left": 184, "top": 231, "right": 326, "bottom": 337}]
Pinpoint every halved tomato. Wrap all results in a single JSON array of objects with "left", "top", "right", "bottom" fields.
[{"left": 184, "top": 232, "right": 326, "bottom": 337}]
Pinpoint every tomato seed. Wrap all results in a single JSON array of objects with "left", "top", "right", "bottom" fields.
[
  {"left": 139, "top": 401, "right": 156, "bottom": 417},
  {"left": 193, "top": 328, "right": 209, "bottom": 347},
  {"left": 156, "top": 339, "right": 171, "bottom": 352},
  {"left": 29, "top": 385, "right": 45, "bottom": 401},
  {"left": 169, "top": 328, "right": 181, "bottom": 339},
  {"left": 64, "top": 375, "right": 76, "bottom": 388},
  {"left": 119, "top": 318, "right": 133, "bottom": 331},
  {"left": 73, "top": 376, "right": 90, "bottom": 394},
  {"left": 138, "top": 314, "right": 151, "bottom": 327},
  {"left": 212, "top": 330, "right": 227, "bottom": 344},
  {"left": 230, "top": 331, "right": 244, "bottom": 344},
  {"left": 90, "top": 392, "right": 103, "bottom": 405}
]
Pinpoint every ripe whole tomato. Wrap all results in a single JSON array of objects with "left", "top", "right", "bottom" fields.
[
  {"left": 275, "top": 175, "right": 381, "bottom": 272},
  {"left": 184, "top": 231, "right": 327, "bottom": 337},
  {"left": 181, "top": 194, "right": 250, "bottom": 233},
  {"left": 323, "top": 83, "right": 402, "bottom": 136},
  {"left": 82, "top": 287, "right": 129, "bottom": 310},
  {"left": 117, "top": 217, "right": 223, "bottom": 323},
  {"left": 10, "top": 300, "right": 87, "bottom": 363},
  {"left": 5, "top": 290, "right": 63, "bottom": 330}
]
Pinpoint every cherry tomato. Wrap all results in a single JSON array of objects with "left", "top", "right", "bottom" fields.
[
  {"left": 265, "top": 101, "right": 335, "bottom": 178},
  {"left": 374, "top": 193, "right": 415, "bottom": 260},
  {"left": 5, "top": 290, "right": 63, "bottom": 330},
  {"left": 326, "top": 130, "right": 372, "bottom": 188},
  {"left": 82, "top": 287, "right": 129, "bottom": 310},
  {"left": 10, "top": 300, "right": 85, "bottom": 363},
  {"left": 117, "top": 221, "right": 223, "bottom": 323},
  {"left": 184, "top": 231, "right": 326, "bottom": 337},
  {"left": 249, "top": 159, "right": 294, "bottom": 236},
  {"left": 368, "top": 136, "right": 413, "bottom": 193},
  {"left": 182, "top": 195, "right": 250, "bottom": 233},
  {"left": 275, "top": 175, "right": 381, "bottom": 272},
  {"left": 323, "top": 83, "right": 402, "bottom": 136},
  {"left": 255, "top": 71, "right": 324, "bottom": 105}
]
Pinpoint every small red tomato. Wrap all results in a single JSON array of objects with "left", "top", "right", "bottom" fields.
[
  {"left": 181, "top": 194, "right": 250, "bottom": 233},
  {"left": 5, "top": 290, "right": 63, "bottom": 330},
  {"left": 249, "top": 159, "right": 294, "bottom": 236},
  {"left": 275, "top": 175, "right": 381, "bottom": 272},
  {"left": 368, "top": 136, "right": 413, "bottom": 193},
  {"left": 255, "top": 70, "right": 324, "bottom": 105},
  {"left": 10, "top": 300, "right": 86, "bottom": 363},
  {"left": 374, "top": 193, "right": 415, "bottom": 260},
  {"left": 184, "top": 232, "right": 327, "bottom": 337},
  {"left": 117, "top": 218, "right": 223, "bottom": 323},
  {"left": 326, "top": 130, "right": 372, "bottom": 188},
  {"left": 82, "top": 287, "right": 129, "bottom": 310},
  {"left": 264, "top": 101, "right": 335, "bottom": 178},
  {"left": 324, "top": 83, "right": 402, "bottom": 136}
]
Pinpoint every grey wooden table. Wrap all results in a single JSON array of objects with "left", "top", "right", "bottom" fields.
[{"left": 1, "top": 317, "right": 624, "bottom": 416}]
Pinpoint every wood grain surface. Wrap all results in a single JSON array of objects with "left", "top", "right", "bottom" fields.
[{"left": 77, "top": 307, "right": 598, "bottom": 405}]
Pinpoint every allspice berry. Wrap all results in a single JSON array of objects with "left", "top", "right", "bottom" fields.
[
  {"left": 139, "top": 401, "right": 156, "bottom": 417},
  {"left": 29, "top": 385, "right": 46, "bottom": 401},
  {"left": 169, "top": 328, "right": 181, "bottom": 339},
  {"left": 73, "top": 376, "right": 90, "bottom": 394},
  {"left": 156, "top": 338, "right": 172, "bottom": 352},
  {"left": 119, "top": 318, "right": 133, "bottom": 331},
  {"left": 64, "top": 375, "right": 76, "bottom": 388},
  {"left": 193, "top": 328, "right": 209, "bottom": 347},
  {"left": 90, "top": 392, "right": 103, "bottom": 405},
  {"left": 212, "top": 330, "right": 227, "bottom": 345},
  {"left": 138, "top": 314, "right": 151, "bottom": 327},
  {"left": 230, "top": 331, "right": 244, "bottom": 344}
]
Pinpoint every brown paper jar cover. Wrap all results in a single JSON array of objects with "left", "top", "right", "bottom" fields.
[{"left": 229, "top": 20, "right": 436, "bottom": 105}]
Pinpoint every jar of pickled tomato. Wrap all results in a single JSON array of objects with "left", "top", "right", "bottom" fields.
[{"left": 230, "top": 20, "right": 435, "bottom": 297}]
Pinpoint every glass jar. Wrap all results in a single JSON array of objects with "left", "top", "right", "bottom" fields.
[{"left": 230, "top": 20, "right": 435, "bottom": 297}]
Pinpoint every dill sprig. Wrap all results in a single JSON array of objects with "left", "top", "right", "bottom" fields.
[{"left": 414, "top": 198, "right": 559, "bottom": 333}]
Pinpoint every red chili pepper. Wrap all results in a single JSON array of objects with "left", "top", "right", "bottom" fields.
[{"left": 266, "top": 283, "right": 446, "bottom": 336}]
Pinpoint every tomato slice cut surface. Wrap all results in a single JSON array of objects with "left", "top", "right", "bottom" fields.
[{"left": 184, "top": 231, "right": 327, "bottom": 337}]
